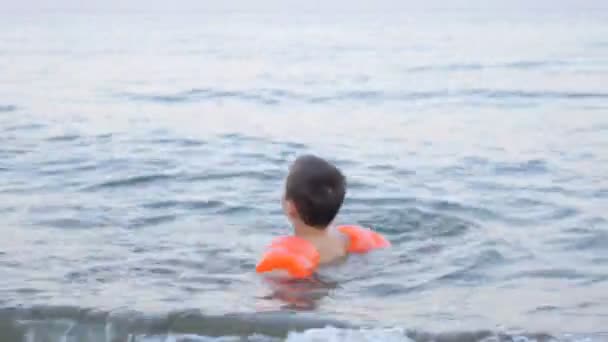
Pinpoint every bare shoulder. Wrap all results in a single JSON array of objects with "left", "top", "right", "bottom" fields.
[{"left": 313, "top": 227, "right": 347, "bottom": 264}]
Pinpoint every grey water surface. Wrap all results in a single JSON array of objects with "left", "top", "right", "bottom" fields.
[{"left": 1, "top": 4, "right": 607, "bottom": 342}]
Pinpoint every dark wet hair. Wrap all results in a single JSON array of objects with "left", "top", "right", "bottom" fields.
[{"left": 285, "top": 155, "right": 346, "bottom": 229}]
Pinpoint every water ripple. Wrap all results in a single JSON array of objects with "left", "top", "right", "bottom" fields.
[
  {"left": 115, "top": 88, "right": 608, "bottom": 106},
  {"left": 4, "top": 123, "right": 44, "bottom": 132},
  {"left": 141, "top": 199, "right": 256, "bottom": 216},
  {"left": 405, "top": 60, "right": 569, "bottom": 73},
  {"left": 185, "top": 170, "right": 282, "bottom": 182},
  {"left": 146, "top": 138, "right": 206, "bottom": 147},
  {"left": 143, "top": 199, "right": 226, "bottom": 210},
  {"left": 0, "top": 105, "right": 18, "bottom": 112},
  {"left": 493, "top": 159, "right": 550, "bottom": 175},
  {"left": 508, "top": 268, "right": 590, "bottom": 280},
  {"left": 434, "top": 250, "right": 504, "bottom": 285},
  {"left": 128, "top": 214, "right": 177, "bottom": 228},
  {"left": 83, "top": 174, "right": 176, "bottom": 191},
  {"left": 46, "top": 134, "right": 81, "bottom": 142}
]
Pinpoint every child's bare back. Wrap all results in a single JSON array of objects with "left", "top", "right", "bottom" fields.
[{"left": 302, "top": 227, "right": 348, "bottom": 264}]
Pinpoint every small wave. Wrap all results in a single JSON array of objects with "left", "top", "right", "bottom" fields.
[
  {"left": 343, "top": 180, "right": 375, "bottom": 192},
  {"left": 1, "top": 306, "right": 584, "bottom": 342},
  {"left": 119, "top": 88, "right": 289, "bottom": 105},
  {"left": 347, "top": 196, "right": 417, "bottom": 207},
  {"left": 95, "top": 133, "right": 114, "bottom": 140},
  {"left": 593, "top": 188, "right": 608, "bottom": 198},
  {"left": 231, "top": 152, "right": 291, "bottom": 166},
  {"left": 525, "top": 185, "right": 581, "bottom": 197},
  {"left": 141, "top": 199, "right": 256, "bottom": 216},
  {"left": 187, "top": 88, "right": 285, "bottom": 105},
  {"left": 83, "top": 174, "right": 175, "bottom": 191},
  {"left": 508, "top": 268, "right": 589, "bottom": 280},
  {"left": 357, "top": 206, "right": 479, "bottom": 239},
  {"left": 143, "top": 199, "right": 225, "bottom": 210},
  {"left": 272, "top": 140, "right": 308, "bottom": 151},
  {"left": 128, "top": 214, "right": 177, "bottom": 228},
  {"left": 33, "top": 217, "right": 101, "bottom": 229},
  {"left": 4, "top": 123, "right": 44, "bottom": 132},
  {"left": 1, "top": 307, "right": 351, "bottom": 340},
  {"left": 494, "top": 159, "right": 549, "bottom": 175},
  {"left": 544, "top": 207, "right": 579, "bottom": 221},
  {"left": 0, "top": 105, "right": 17, "bottom": 112},
  {"left": 178, "top": 274, "right": 243, "bottom": 287},
  {"left": 406, "top": 63, "right": 484, "bottom": 73},
  {"left": 501, "top": 196, "right": 580, "bottom": 222},
  {"left": 217, "top": 134, "right": 307, "bottom": 154},
  {"left": 219, "top": 133, "right": 266, "bottom": 143},
  {"left": 366, "top": 164, "right": 416, "bottom": 178},
  {"left": 287, "top": 326, "right": 562, "bottom": 342},
  {"left": 115, "top": 87, "right": 608, "bottom": 107},
  {"left": 404, "top": 60, "right": 567, "bottom": 73},
  {"left": 37, "top": 163, "right": 101, "bottom": 175},
  {"left": 502, "top": 60, "right": 568, "bottom": 69},
  {"left": 46, "top": 134, "right": 81, "bottom": 142},
  {"left": 428, "top": 199, "right": 500, "bottom": 222},
  {"left": 147, "top": 137, "right": 206, "bottom": 147},
  {"left": 433, "top": 249, "right": 505, "bottom": 286},
  {"left": 465, "top": 89, "right": 608, "bottom": 100},
  {"left": 185, "top": 170, "right": 281, "bottom": 183},
  {"left": 40, "top": 156, "right": 89, "bottom": 167},
  {"left": 530, "top": 305, "right": 561, "bottom": 313},
  {"left": 558, "top": 227, "right": 608, "bottom": 252},
  {"left": 309, "top": 90, "right": 385, "bottom": 103}
]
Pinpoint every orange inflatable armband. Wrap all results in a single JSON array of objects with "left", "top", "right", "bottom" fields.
[
  {"left": 338, "top": 225, "right": 390, "bottom": 253},
  {"left": 255, "top": 236, "right": 320, "bottom": 279}
]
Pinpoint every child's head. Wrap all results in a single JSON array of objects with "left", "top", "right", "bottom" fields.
[{"left": 283, "top": 155, "right": 346, "bottom": 230}]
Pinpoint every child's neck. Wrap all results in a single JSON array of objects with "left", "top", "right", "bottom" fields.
[{"left": 293, "top": 222, "right": 328, "bottom": 238}]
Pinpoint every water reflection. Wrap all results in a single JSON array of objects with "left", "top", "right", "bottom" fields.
[{"left": 260, "top": 273, "right": 339, "bottom": 311}]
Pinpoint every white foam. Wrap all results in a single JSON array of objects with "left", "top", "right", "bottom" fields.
[
  {"left": 284, "top": 327, "right": 600, "bottom": 342},
  {"left": 285, "top": 326, "right": 413, "bottom": 342},
  {"left": 141, "top": 333, "right": 279, "bottom": 342}
]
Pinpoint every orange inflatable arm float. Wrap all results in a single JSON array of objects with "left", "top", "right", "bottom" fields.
[
  {"left": 255, "top": 236, "right": 320, "bottom": 278},
  {"left": 255, "top": 226, "right": 390, "bottom": 278},
  {"left": 337, "top": 225, "right": 391, "bottom": 253}
]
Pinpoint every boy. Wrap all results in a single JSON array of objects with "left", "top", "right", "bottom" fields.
[
  {"left": 281, "top": 154, "right": 348, "bottom": 264},
  {"left": 256, "top": 154, "right": 389, "bottom": 278}
]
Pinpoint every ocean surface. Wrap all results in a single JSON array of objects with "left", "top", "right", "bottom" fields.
[{"left": 1, "top": 5, "right": 608, "bottom": 342}]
